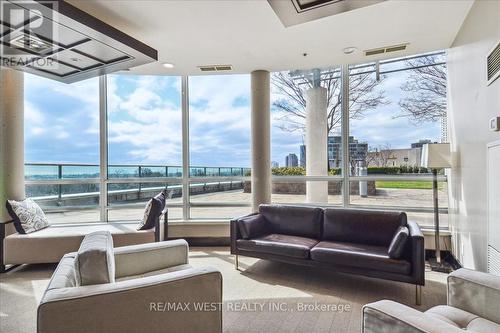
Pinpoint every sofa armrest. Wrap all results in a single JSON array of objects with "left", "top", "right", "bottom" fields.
[
  {"left": 114, "top": 239, "right": 188, "bottom": 279},
  {"left": 38, "top": 267, "right": 222, "bottom": 333},
  {"left": 407, "top": 220, "right": 425, "bottom": 285},
  {"left": 363, "top": 300, "right": 464, "bottom": 333},
  {"left": 447, "top": 268, "right": 500, "bottom": 323},
  {"left": 230, "top": 212, "right": 258, "bottom": 254}
]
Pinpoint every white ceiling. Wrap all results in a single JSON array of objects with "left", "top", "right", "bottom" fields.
[{"left": 67, "top": 0, "right": 474, "bottom": 75}]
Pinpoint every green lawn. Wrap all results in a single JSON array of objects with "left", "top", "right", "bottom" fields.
[{"left": 375, "top": 181, "right": 438, "bottom": 190}]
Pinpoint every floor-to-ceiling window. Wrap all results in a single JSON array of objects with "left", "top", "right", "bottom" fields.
[
  {"left": 188, "top": 74, "right": 251, "bottom": 219},
  {"left": 23, "top": 50, "right": 449, "bottom": 228},
  {"left": 106, "top": 75, "right": 183, "bottom": 221},
  {"left": 24, "top": 73, "right": 100, "bottom": 223},
  {"left": 271, "top": 67, "right": 345, "bottom": 205},
  {"left": 347, "top": 51, "right": 448, "bottom": 228}
]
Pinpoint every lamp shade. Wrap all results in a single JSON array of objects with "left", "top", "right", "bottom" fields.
[{"left": 421, "top": 143, "right": 451, "bottom": 168}]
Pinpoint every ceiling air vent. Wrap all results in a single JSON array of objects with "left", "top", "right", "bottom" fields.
[
  {"left": 198, "top": 65, "right": 233, "bottom": 72},
  {"left": 487, "top": 41, "right": 500, "bottom": 86},
  {"left": 365, "top": 43, "right": 408, "bottom": 57}
]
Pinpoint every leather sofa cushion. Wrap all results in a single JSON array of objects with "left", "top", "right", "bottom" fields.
[
  {"left": 237, "top": 214, "right": 268, "bottom": 239},
  {"left": 310, "top": 241, "right": 411, "bottom": 275},
  {"left": 323, "top": 209, "right": 407, "bottom": 246},
  {"left": 237, "top": 233, "right": 319, "bottom": 259},
  {"left": 388, "top": 226, "right": 409, "bottom": 259},
  {"left": 259, "top": 204, "right": 323, "bottom": 239}
]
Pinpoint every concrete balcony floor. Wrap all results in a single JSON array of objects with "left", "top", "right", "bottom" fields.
[{"left": 45, "top": 187, "right": 449, "bottom": 228}]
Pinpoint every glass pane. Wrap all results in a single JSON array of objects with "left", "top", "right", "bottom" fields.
[
  {"left": 190, "top": 207, "right": 252, "bottom": 220},
  {"left": 107, "top": 183, "right": 182, "bottom": 206},
  {"left": 62, "top": 165, "right": 99, "bottom": 179},
  {"left": 107, "top": 75, "right": 182, "bottom": 174},
  {"left": 30, "top": 184, "right": 100, "bottom": 224},
  {"left": 271, "top": 180, "right": 343, "bottom": 205},
  {"left": 189, "top": 74, "right": 251, "bottom": 170},
  {"left": 25, "top": 164, "right": 58, "bottom": 180},
  {"left": 349, "top": 180, "right": 448, "bottom": 208},
  {"left": 108, "top": 207, "right": 183, "bottom": 222},
  {"left": 24, "top": 74, "right": 100, "bottom": 166},
  {"left": 271, "top": 68, "right": 343, "bottom": 205},
  {"left": 188, "top": 74, "right": 251, "bottom": 218},
  {"left": 24, "top": 74, "right": 100, "bottom": 224},
  {"left": 189, "top": 181, "right": 249, "bottom": 203}
]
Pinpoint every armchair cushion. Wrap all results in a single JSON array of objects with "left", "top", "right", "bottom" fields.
[
  {"left": 237, "top": 214, "right": 268, "bottom": 239},
  {"left": 388, "top": 226, "right": 409, "bottom": 259},
  {"left": 447, "top": 268, "right": 500, "bottom": 324},
  {"left": 114, "top": 239, "right": 189, "bottom": 279},
  {"left": 75, "top": 231, "right": 115, "bottom": 286}
]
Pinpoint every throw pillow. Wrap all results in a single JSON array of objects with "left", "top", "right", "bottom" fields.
[
  {"left": 137, "top": 190, "right": 167, "bottom": 230},
  {"left": 388, "top": 226, "right": 410, "bottom": 259},
  {"left": 6, "top": 198, "right": 50, "bottom": 234},
  {"left": 74, "top": 231, "right": 115, "bottom": 286}
]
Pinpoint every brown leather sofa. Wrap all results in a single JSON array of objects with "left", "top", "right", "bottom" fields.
[{"left": 230, "top": 204, "right": 425, "bottom": 304}]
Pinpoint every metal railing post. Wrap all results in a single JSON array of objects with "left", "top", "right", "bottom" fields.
[
  {"left": 138, "top": 166, "right": 142, "bottom": 196},
  {"left": 58, "top": 164, "right": 62, "bottom": 200}
]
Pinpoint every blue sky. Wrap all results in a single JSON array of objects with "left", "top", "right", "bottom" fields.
[{"left": 24, "top": 70, "right": 441, "bottom": 168}]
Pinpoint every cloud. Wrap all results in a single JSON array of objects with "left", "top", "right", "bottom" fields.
[{"left": 24, "top": 69, "right": 441, "bottom": 168}]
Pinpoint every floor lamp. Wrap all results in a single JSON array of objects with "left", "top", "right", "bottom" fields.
[{"left": 421, "top": 143, "right": 451, "bottom": 271}]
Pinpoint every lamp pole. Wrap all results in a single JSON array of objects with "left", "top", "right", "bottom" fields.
[{"left": 432, "top": 168, "right": 441, "bottom": 263}]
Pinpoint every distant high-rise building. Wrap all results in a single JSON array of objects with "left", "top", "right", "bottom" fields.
[
  {"left": 271, "top": 161, "right": 279, "bottom": 168},
  {"left": 299, "top": 136, "right": 368, "bottom": 169},
  {"left": 285, "top": 153, "right": 298, "bottom": 167},
  {"left": 411, "top": 139, "right": 432, "bottom": 148},
  {"left": 327, "top": 136, "right": 368, "bottom": 168},
  {"left": 299, "top": 145, "right": 306, "bottom": 167},
  {"left": 440, "top": 115, "right": 448, "bottom": 143}
]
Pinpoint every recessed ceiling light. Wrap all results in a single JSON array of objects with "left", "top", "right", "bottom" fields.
[
  {"left": 343, "top": 47, "right": 357, "bottom": 55},
  {"left": 162, "top": 62, "right": 174, "bottom": 68}
]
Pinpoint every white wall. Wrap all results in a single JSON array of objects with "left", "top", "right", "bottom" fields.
[{"left": 447, "top": 0, "right": 500, "bottom": 271}]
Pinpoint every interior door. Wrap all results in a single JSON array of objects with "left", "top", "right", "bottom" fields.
[{"left": 487, "top": 141, "right": 500, "bottom": 275}]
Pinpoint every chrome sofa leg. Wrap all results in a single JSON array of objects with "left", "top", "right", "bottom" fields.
[
  {"left": 415, "top": 285, "right": 422, "bottom": 306},
  {"left": 235, "top": 254, "right": 239, "bottom": 270}
]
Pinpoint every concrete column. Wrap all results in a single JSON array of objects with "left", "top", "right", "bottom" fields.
[
  {"left": 0, "top": 68, "right": 25, "bottom": 224},
  {"left": 251, "top": 70, "right": 271, "bottom": 212},
  {"left": 306, "top": 87, "right": 328, "bottom": 203}
]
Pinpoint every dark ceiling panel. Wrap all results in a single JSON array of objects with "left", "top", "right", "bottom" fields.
[{"left": 0, "top": 0, "right": 158, "bottom": 83}]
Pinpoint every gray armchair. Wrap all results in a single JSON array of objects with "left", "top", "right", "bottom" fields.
[
  {"left": 362, "top": 268, "right": 500, "bottom": 333},
  {"left": 38, "top": 237, "right": 222, "bottom": 333}
]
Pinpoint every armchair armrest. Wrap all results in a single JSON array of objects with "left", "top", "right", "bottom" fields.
[
  {"left": 407, "top": 220, "right": 425, "bottom": 286},
  {"left": 38, "top": 266, "right": 222, "bottom": 333},
  {"left": 363, "top": 300, "right": 464, "bottom": 333},
  {"left": 114, "top": 239, "right": 188, "bottom": 279},
  {"left": 447, "top": 268, "right": 500, "bottom": 323}
]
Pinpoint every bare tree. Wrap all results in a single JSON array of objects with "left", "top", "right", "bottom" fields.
[
  {"left": 367, "top": 144, "right": 395, "bottom": 167},
  {"left": 398, "top": 55, "right": 447, "bottom": 122},
  {"left": 272, "top": 70, "right": 387, "bottom": 134}
]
